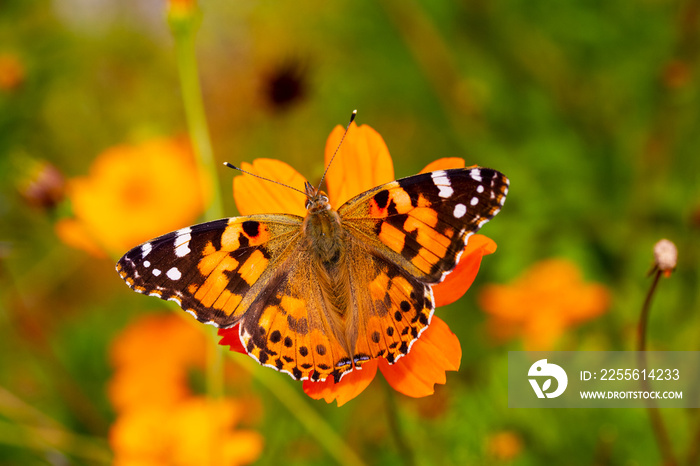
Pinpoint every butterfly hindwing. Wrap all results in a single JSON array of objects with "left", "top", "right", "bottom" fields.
[
  {"left": 116, "top": 214, "right": 302, "bottom": 327},
  {"left": 339, "top": 167, "right": 509, "bottom": 284},
  {"left": 350, "top": 249, "right": 435, "bottom": 368},
  {"left": 235, "top": 234, "right": 436, "bottom": 382}
]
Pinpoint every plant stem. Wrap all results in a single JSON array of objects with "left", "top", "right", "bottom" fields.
[
  {"left": 231, "top": 354, "right": 367, "bottom": 466},
  {"left": 168, "top": 9, "right": 225, "bottom": 462},
  {"left": 637, "top": 269, "right": 677, "bottom": 466},
  {"left": 383, "top": 381, "right": 416, "bottom": 466},
  {"left": 0, "top": 387, "right": 111, "bottom": 463},
  {"left": 170, "top": 7, "right": 223, "bottom": 222},
  {"left": 167, "top": 10, "right": 362, "bottom": 466}
]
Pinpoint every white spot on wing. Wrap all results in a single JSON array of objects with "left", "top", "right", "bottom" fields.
[
  {"left": 152, "top": 269, "right": 161, "bottom": 276},
  {"left": 167, "top": 267, "right": 182, "bottom": 280},
  {"left": 453, "top": 203, "right": 467, "bottom": 218},
  {"left": 175, "top": 227, "right": 192, "bottom": 258},
  {"left": 477, "top": 185, "right": 484, "bottom": 193},
  {"left": 431, "top": 171, "right": 453, "bottom": 198},
  {"left": 141, "top": 242, "right": 152, "bottom": 258},
  {"left": 470, "top": 197, "right": 479, "bottom": 206},
  {"left": 470, "top": 169, "right": 482, "bottom": 182},
  {"left": 143, "top": 261, "right": 150, "bottom": 268}
]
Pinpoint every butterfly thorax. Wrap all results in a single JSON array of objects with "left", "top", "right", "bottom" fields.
[{"left": 302, "top": 182, "right": 344, "bottom": 266}]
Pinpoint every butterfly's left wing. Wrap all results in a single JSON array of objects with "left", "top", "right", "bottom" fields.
[
  {"left": 339, "top": 167, "right": 509, "bottom": 284},
  {"left": 116, "top": 215, "right": 302, "bottom": 327}
]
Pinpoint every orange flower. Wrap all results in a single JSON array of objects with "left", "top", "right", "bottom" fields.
[
  {"left": 486, "top": 430, "right": 524, "bottom": 461},
  {"left": 109, "top": 314, "right": 263, "bottom": 466},
  {"left": 110, "top": 397, "right": 263, "bottom": 466},
  {"left": 0, "top": 52, "right": 24, "bottom": 91},
  {"left": 108, "top": 313, "right": 206, "bottom": 412},
  {"left": 479, "top": 259, "right": 610, "bottom": 350},
  {"left": 219, "top": 122, "right": 498, "bottom": 405},
  {"left": 56, "top": 138, "right": 208, "bottom": 257}
]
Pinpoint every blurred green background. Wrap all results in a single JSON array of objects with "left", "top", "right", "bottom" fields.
[{"left": 1, "top": 0, "right": 699, "bottom": 464}]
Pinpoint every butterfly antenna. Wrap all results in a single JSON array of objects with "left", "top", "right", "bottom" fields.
[
  {"left": 223, "top": 162, "right": 307, "bottom": 196},
  {"left": 316, "top": 109, "right": 357, "bottom": 191}
]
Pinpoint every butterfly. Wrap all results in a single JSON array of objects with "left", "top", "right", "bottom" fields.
[{"left": 117, "top": 164, "right": 508, "bottom": 383}]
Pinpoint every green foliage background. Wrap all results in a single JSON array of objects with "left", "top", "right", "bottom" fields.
[{"left": 1, "top": 0, "right": 699, "bottom": 464}]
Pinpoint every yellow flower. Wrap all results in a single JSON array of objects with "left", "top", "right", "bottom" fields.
[
  {"left": 57, "top": 138, "right": 208, "bottom": 257},
  {"left": 479, "top": 259, "right": 610, "bottom": 350}
]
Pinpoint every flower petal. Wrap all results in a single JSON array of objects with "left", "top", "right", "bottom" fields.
[
  {"left": 419, "top": 157, "right": 466, "bottom": 173},
  {"left": 302, "top": 360, "right": 378, "bottom": 407},
  {"left": 378, "top": 317, "right": 461, "bottom": 398},
  {"left": 233, "top": 159, "right": 308, "bottom": 217},
  {"left": 432, "top": 234, "right": 497, "bottom": 307},
  {"left": 69, "top": 138, "right": 207, "bottom": 254},
  {"left": 55, "top": 217, "right": 108, "bottom": 258},
  {"left": 218, "top": 325, "right": 247, "bottom": 355},
  {"left": 324, "top": 122, "right": 394, "bottom": 208}
]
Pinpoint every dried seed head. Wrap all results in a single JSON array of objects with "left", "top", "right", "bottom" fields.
[{"left": 653, "top": 239, "right": 677, "bottom": 275}]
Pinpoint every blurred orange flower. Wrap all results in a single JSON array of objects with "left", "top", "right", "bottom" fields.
[
  {"left": 56, "top": 138, "right": 208, "bottom": 257},
  {"left": 219, "top": 122, "right": 498, "bottom": 406},
  {"left": 0, "top": 52, "right": 24, "bottom": 91},
  {"left": 486, "top": 430, "right": 524, "bottom": 461},
  {"left": 108, "top": 313, "right": 206, "bottom": 412},
  {"left": 111, "top": 398, "right": 263, "bottom": 466},
  {"left": 109, "top": 313, "right": 262, "bottom": 466},
  {"left": 479, "top": 259, "right": 610, "bottom": 350}
]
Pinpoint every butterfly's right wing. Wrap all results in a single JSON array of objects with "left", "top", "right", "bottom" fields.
[
  {"left": 338, "top": 167, "right": 509, "bottom": 284},
  {"left": 116, "top": 214, "right": 302, "bottom": 327}
]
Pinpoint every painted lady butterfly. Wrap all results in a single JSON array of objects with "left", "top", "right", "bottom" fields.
[{"left": 117, "top": 140, "right": 508, "bottom": 384}]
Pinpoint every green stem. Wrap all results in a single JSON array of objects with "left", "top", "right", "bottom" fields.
[
  {"left": 170, "top": 8, "right": 223, "bottom": 222},
  {"left": 231, "top": 354, "right": 367, "bottom": 466},
  {"left": 0, "top": 387, "right": 111, "bottom": 463},
  {"left": 169, "top": 5, "right": 224, "bottom": 413},
  {"left": 383, "top": 381, "right": 416, "bottom": 466},
  {"left": 167, "top": 11, "right": 362, "bottom": 466}
]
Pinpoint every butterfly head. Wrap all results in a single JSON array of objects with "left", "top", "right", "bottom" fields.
[{"left": 304, "top": 181, "right": 331, "bottom": 213}]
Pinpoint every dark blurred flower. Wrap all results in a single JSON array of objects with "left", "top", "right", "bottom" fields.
[
  {"left": 109, "top": 313, "right": 263, "bottom": 466},
  {"left": 0, "top": 53, "right": 24, "bottom": 91},
  {"left": 479, "top": 259, "right": 610, "bottom": 350},
  {"left": 219, "top": 123, "right": 497, "bottom": 406},
  {"left": 261, "top": 60, "right": 307, "bottom": 111},
  {"left": 17, "top": 161, "right": 66, "bottom": 210},
  {"left": 662, "top": 59, "right": 692, "bottom": 89},
  {"left": 55, "top": 137, "right": 208, "bottom": 257}
]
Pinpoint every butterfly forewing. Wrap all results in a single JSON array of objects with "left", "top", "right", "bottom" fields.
[
  {"left": 339, "top": 167, "right": 509, "bottom": 283},
  {"left": 116, "top": 215, "right": 302, "bottom": 326}
]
